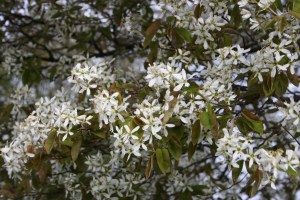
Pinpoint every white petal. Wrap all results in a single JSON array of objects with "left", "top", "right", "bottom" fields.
[
  {"left": 174, "top": 84, "right": 183, "bottom": 91},
  {"left": 124, "top": 125, "right": 130, "bottom": 133},
  {"left": 132, "top": 126, "right": 140, "bottom": 133},
  {"left": 149, "top": 79, "right": 156, "bottom": 87}
]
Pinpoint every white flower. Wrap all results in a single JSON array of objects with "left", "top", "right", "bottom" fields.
[
  {"left": 174, "top": 69, "right": 193, "bottom": 91},
  {"left": 238, "top": 0, "right": 249, "bottom": 7},
  {"left": 58, "top": 126, "right": 74, "bottom": 141},
  {"left": 241, "top": 9, "right": 251, "bottom": 20}
]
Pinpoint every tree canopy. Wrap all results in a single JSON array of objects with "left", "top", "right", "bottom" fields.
[{"left": 1, "top": 0, "right": 300, "bottom": 199}]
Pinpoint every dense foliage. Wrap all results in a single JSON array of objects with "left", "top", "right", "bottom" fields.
[{"left": 1, "top": 0, "right": 300, "bottom": 199}]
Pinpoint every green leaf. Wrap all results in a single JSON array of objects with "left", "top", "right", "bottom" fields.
[
  {"left": 230, "top": 4, "right": 242, "bottom": 27},
  {"left": 236, "top": 117, "right": 252, "bottom": 134},
  {"left": 22, "top": 68, "right": 42, "bottom": 85},
  {"left": 199, "top": 103, "right": 219, "bottom": 139},
  {"left": 99, "top": 27, "right": 113, "bottom": 40},
  {"left": 262, "top": 74, "right": 274, "bottom": 97},
  {"left": 188, "top": 142, "right": 197, "bottom": 160},
  {"left": 200, "top": 112, "right": 210, "bottom": 129},
  {"left": 274, "top": 72, "right": 289, "bottom": 96},
  {"left": 287, "top": 69, "right": 299, "bottom": 86},
  {"left": 241, "top": 110, "right": 263, "bottom": 134},
  {"left": 148, "top": 41, "right": 159, "bottom": 64},
  {"left": 280, "top": 166, "right": 300, "bottom": 176},
  {"left": 217, "top": 113, "right": 232, "bottom": 129},
  {"left": 168, "top": 137, "right": 182, "bottom": 161},
  {"left": 93, "top": 131, "right": 106, "bottom": 138},
  {"left": 279, "top": 16, "right": 288, "bottom": 32},
  {"left": 183, "top": 82, "right": 200, "bottom": 94},
  {"left": 293, "top": 0, "right": 300, "bottom": 12},
  {"left": 223, "top": 34, "right": 233, "bottom": 47},
  {"left": 174, "top": 27, "right": 192, "bottom": 42},
  {"left": 177, "top": 190, "right": 192, "bottom": 200},
  {"left": 290, "top": 10, "right": 300, "bottom": 20},
  {"left": 0, "top": 104, "right": 13, "bottom": 124},
  {"left": 172, "top": 30, "right": 184, "bottom": 48},
  {"left": 274, "top": 0, "right": 283, "bottom": 11},
  {"left": 250, "top": 168, "right": 263, "bottom": 197},
  {"left": 191, "top": 119, "right": 201, "bottom": 146},
  {"left": 143, "top": 19, "right": 161, "bottom": 47},
  {"left": 208, "top": 104, "right": 219, "bottom": 139},
  {"left": 264, "top": 16, "right": 281, "bottom": 30},
  {"left": 71, "top": 135, "right": 82, "bottom": 161},
  {"left": 156, "top": 148, "right": 170, "bottom": 174},
  {"left": 44, "top": 130, "right": 57, "bottom": 154},
  {"left": 49, "top": 66, "right": 57, "bottom": 82},
  {"left": 166, "top": 16, "right": 176, "bottom": 23},
  {"left": 168, "top": 125, "right": 184, "bottom": 139},
  {"left": 60, "top": 136, "right": 73, "bottom": 147},
  {"left": 232, "top": 160, "right": 244, "bottom": 183},
  {"left": 191, "top": 185, "right": 208, "bottom": 195}
]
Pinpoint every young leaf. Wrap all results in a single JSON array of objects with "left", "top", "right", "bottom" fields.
[
  {"left": 174, "top": 27, "right": 192, "bottom": 42},
  {"left": 143, "top": 19, "right": 161, "bottom": 47},
  {"left": 232, "top": 160, "right": 244, "bottom": 183},
  {"left": 279, "top": 16, "right": 287, "bottom": 32},
  {"left": 241, "top": 110, "right": 263, "bottom": 134},
  {"left": 262, "top": 74, "right": 274, "bottom": 97},
  {"left": 156, "top": 148, "right": 170, "bottom": 174},
  {"left": 208, "top": 104, "right": 219, "bottom": 139},
  {"left": 250, "top": 167, "right": 263, "bottom": 197},
  {"left": 290, "top": 11, "right": 300, "bottom": 20},
  {"left": 45, "top": 130, "right": 57, "bottom": 154},
  {"left": 22, "top": 68, "right": 42, "bottom": 85},
  {"left": 167, "top": 137, "right": 182, "bottom": 161},
  {"left": 286, "top": 166, "right": 300, "bottom": 176},
  {"left": 200, "top": 112, "right": 210, "bottom": 129},
  {"left": 188, "top": 142, "right": 197, "bottom": 160},
  {"left": 293, "top": 0, "right": 300, "bottom": 12},
  {"left": 145, "top": 156, "right": 153, "bottom": 179},
  {"left": 178, "top": 190, "right": 192, "bottom": 200},
  {"left": 287, "top": 69, "right": 299, "bottom": 86},
  {"left": 274, "top": 72, "right": 289, "bottom": 96},
  {"left": 71, "top": 135, "right": 82, "bottom": 161},
  {"left": 236, "top": 117, "right": 252, "bottom": 134},
  {"left": 194, "top": 4, "right": 204, "bottom": 19},
  {"left": 191, "top": 119, "right": 201, "bottom": 146},
  {"left": 148, "top": 41, "right": 159, "bottom": 64},
  {"left": 191, "top": 185, "right": 208, "bottom": 195}
]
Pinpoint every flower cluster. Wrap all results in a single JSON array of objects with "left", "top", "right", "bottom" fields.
[
  {"left": 85, "top": 151, "right": 146, "bottom": 199},
  {"left": 280, "top": 97, "right": 300, "bottom": 131},
  {"left": 68, "top": 58, "right": 115, "bottom": 95},
  {"left": 1, "top": 90, "right": 92, "bottom": 178},
  {"left": 1, "top": 0, "right": 300, "bottom": 199},
  {"left": 92, "top": 90, "right": 129, "bottom": 130},
  {"left": 216, "top": 123, "right": 300, "bottom": 189},
  {"left": 145, "top": 61, "right": 192, "bottom": 92},
  {"left": 9, "top": 84, "right": 35, "bottom": 120}
]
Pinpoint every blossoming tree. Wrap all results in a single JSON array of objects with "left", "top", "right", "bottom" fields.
[{"left": 1, "top": 0, "right": 300, "bottom": 199}]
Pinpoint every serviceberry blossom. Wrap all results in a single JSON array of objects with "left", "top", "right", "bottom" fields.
[
  {"left": 1, "top": 0, "right": 300, "bottom": 199},
  {"left": 1, "top": 90, "right": 92, "bottom": 177},
  {"left": 92, "top": 90, "right": 130, "bottom": 130},
  {"left": 68, "top": 58, "right": 115, "bottom": 95},
  {"left": 216, "top": 123, "right": 300, "bottom": 190}
]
